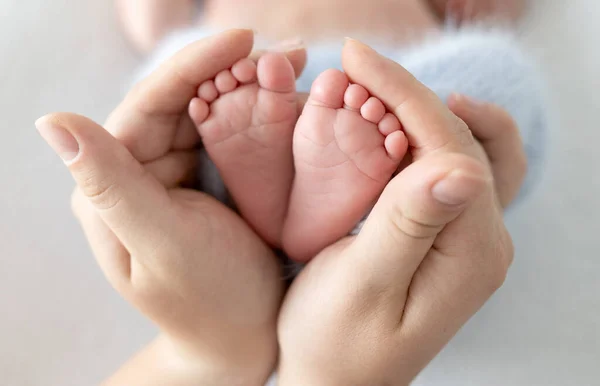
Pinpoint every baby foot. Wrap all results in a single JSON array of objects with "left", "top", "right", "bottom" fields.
[
  {"left": 283, "top": 69, "right": 408, "bottom": 262},
  {"left": 190, "top": 53, "right": 297, "bottom": 247}
]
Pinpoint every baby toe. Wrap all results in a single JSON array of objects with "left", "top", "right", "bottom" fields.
[
  {"left": 257, "top": 53, "right": 296, "bottom": 93},
  {"left": 308, "top": 69, "right": 349, "bottom": 109},
  {"left": 189, "top": 98, "right": 210, "bottom": 126},
  {"left": 360, "top": 97, "right": 386, "bottom": 123},
  {"left": 198, "top": 80, "right": 219, "bottom": 102},
  {"left": 231, "top": 58, "right": 257, "bottom": 84},
  {"left": 343, "top": 84, "right": 370, "bottom": 111},
  {"left": 378, "top": 113, "right": 402, "bottom": 136},
  {"left": 384, "top": 131, "right": 408, "bottom": 161},
  {"left": 215, "top": 69, "right": 238, "bottom": 94}
]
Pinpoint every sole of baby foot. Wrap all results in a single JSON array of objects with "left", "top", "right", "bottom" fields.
[
  {"left": 283, "top": 69, "right": 408, "bottom": 262},
  {"left": 190, "top": 53, "right": 297, "bottom": 247}
]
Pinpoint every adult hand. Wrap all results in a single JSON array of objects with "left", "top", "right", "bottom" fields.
[
  {"left": 37, "top": 30, "right": 286, "bottom": 385},
  {"left": 448, "top": 94, "right": 527, "bottom": 208},
  {"left": 277, "top": 39, "right": 516, "bottom": 385}
]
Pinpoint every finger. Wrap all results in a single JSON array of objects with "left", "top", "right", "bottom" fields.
[
  {"left": 37, "top": 113, "right": 173, "bottom": 257},
  {"left": 448, "top": 94, "right": 527, "bottom": 207},
  {"left": 71, "top": 189, "right": 132, "bottom": 292},
  {"left": 398, "top": 200, "right": 513, "bottom": 354},
  {"left": 106, "top": 29, "right": 255, "bottom": 162},
  {"left": 144, "top": 150, "right": 197, "bottom": 188},
  {"left": 341, "top": 38, "right": 477, "bottom": 158},
  {"left": 171, "top": 113, "right": 200, "bottom": 151},
  {"left": 346, "top": 153, "right": 489, "bottom": 306},
  {"left": 397, "top": 142, "right": 513, "bottom": 348}
]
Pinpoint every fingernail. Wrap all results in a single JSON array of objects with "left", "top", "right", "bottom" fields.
[
  {"left": 271, "top": 38, "right": 305, "bottom": 52},
  {"left": 432, "top": 171, "right": 486, "bottom": 206},
  {"left": 36, "top": 116, "right": 79, "bottom": 162}
]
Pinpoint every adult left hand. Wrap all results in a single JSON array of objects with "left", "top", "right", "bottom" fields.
[{"left": 37, "top": 30, "right": 291, "bottom": 385}]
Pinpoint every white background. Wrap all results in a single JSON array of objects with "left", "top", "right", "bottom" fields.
[{"left": 1, "top": 1, "right": 598, "bottom": 385}]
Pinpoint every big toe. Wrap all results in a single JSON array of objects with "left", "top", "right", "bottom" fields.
[
  {"left": 257, "top": 53, "right": 296, "bottom": 93},
  {"left": 309, "top": 69, "right": 349, "bottom": 109}
]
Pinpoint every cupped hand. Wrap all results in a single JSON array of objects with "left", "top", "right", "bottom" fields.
[
  {"left": 448, "top": 94, "right": 528, "bottom": 208},
  {"left": 37, "top": 30, "right": 283, "bottom": 382},
  {"left": 277, "top": 39, "right": 518, "bottom": 385}
]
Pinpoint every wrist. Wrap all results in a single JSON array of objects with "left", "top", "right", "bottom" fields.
[
  {"left": 276, "top": 366, "right": 412, "bottom": 386},
  {"left": 163, "top": 330, "right": 277, "bottom": 386},
  {"left": 276, "top": 346, "right": 414, "bottom": 386}
]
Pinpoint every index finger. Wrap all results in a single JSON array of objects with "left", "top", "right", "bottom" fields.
[
  {"left": 341, "top": 38, "right": 476, "bottom": 158},
  {"left": 106, "top": 29, "right": 255, "bottom": 163}
]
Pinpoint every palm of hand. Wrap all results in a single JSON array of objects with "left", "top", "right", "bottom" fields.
[{"left": 132, "top": 187, "right": 283, "bottom": 347}]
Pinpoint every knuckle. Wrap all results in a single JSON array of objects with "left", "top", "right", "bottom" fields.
[
  {"left": 486, "top": 229, "right": 515, "bottom": 292},
  {"left": 479, "top": 262, "right": 508, "bottom": 296},
  {"left": 487, "top": 268, "right": 508, "bottom": 294},
  {"left": 390, "top": 206, "right": 445, "bottom": 240},
  {"left": 488, "top": 261, "right": 510, "bottom": 292},
  {"left": 500, "top": 228, "right": 516, "bottom": 269},
  {"left": 81, "top": 173, "right": 124, "bottom": 212},
  {"left": 78, "top": 159, "right": 147, "bottom": 212}
]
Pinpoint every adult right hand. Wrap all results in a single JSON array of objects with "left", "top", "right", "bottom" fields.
[
  {"left": 37, "top": 30, "right": 284, "bottom": 385},
  {"left": 277, "top": 39, "right": 517, "bottom": 385},
  {"left": 448, "top": 94, "right": 528, "bottom": 208}
]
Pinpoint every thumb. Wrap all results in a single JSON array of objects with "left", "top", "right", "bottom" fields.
[
  {"left": 347, "top": 153, "right": 490, "bottom": 303},
  {"left": 36, "top": 113, "right": 174, "bottom": 257}
]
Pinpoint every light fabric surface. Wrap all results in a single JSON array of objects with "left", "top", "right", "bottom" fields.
[{"left": 1, "top": 1, "right": 598, "bottom": 385}]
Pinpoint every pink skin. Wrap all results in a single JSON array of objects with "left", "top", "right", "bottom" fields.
[
  {"left": 191, "top": 59, "right": 406, "bottom": 260},
  {"left": 116, "top": 0, "right": 525, "bottom": 53},
  {"left": 429, "top": 0, "right": 527, "bottom": 24},
  {"left": 190, "top": 53, "right": 297, "bottom": 248},
  {"left": 283, "top": 69, "right": 408, "bottom": 262},
  {"left": 116, "top": 0, "right": 196, "bottom": 53}
]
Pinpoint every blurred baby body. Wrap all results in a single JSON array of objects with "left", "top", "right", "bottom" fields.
[{"left": 117, "top": 0, "right": 527, "bottom": 53}]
